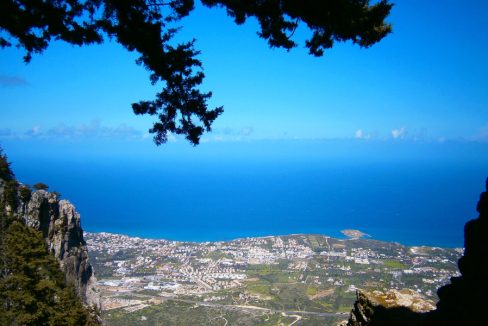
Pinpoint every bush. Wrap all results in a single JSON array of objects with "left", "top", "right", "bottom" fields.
[
  {"left": 32, "top": 183, "right": 49, "bottom": 191},
  {"left": 19, "top": 185, "right": 32, "bottom": 202},
  {"left": 0, "top": 148, "right": 14, "bottom": 181},
  {"left": 3, "top": 180, "right": 18, "bottom": 209},
  {"left": 52, "top": 191, "right": 62, "bottom": 199}
]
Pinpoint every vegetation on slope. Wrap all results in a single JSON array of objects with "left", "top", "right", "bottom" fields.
[{"left": 0, "top": 149, "right": 99, "bottom": 325}]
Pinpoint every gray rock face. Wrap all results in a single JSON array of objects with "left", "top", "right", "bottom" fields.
[
  {"left": 9, "top": 188, "right": 100, "bottom": 309},
  {"left": 347, "top": 290, "right": 426, "bottom": 326},
  {"left": 348, "top": 291, "right": 376, "bottom": 326}
]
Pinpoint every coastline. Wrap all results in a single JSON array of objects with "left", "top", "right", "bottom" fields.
[{"left": 84, "top": 226, "right": 464, "bottom": 249}]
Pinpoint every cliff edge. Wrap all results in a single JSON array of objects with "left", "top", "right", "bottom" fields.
[
  {"left": 346, "top": 177, "right": 488, "bottom": 325},
  {"left": 427, "top": 177, "right": 488, "bottom": 325},
  {"left": 0, "top": 178, "right": 100, "bottom": 310}
]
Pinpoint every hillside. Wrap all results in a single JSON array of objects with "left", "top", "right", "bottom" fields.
[
  {"left": 2, "top": 146, "right": 486, "bottom": 325},
  {"left": 0, "top": 150, "right": 100, "bottom": 324}
]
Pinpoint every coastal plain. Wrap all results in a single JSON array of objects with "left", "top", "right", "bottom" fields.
[{"left": 85, "top": 232, "right": 462, "bottom": 325}]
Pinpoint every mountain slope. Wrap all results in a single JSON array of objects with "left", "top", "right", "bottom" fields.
[{"left": 0, "top": 149, "right": 100, "bottom": 324}]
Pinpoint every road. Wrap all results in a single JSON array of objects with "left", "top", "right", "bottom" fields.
[
  {"left": 107, "top": 292, "right": 349, "bottom": 319},
  {"left": 165, "top": 297, "right": 349, "bottom": 318}
]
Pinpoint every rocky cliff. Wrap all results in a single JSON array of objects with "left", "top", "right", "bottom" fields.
[
  {"left": 346, "top": 290, "right": 428, "bottom": 326},
  {"left": 346, "top": 177, "right": 488, "bottom": 326},
  {"left": 0, "top": 178, "right": 100, "bottom": 309},
  {"left": 427, "top": 177, "right": 488, "bottom": 325}
]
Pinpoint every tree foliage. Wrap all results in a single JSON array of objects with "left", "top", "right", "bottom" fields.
[
  {"left": 1, "top": 149, "right": 18, "bottom": 208},
  {"left": 0, "top": 0, "right": 392, "bottom": 145},
  {"left": 201, "top": 0, "right": 393, "bottom": 56},
  {"left": 19, "top": 185, "right": 32, "bottom": 202},
  {"left": 0, "top": 219, "right": 98, "bottom": 325},
  {"left": 0, "top": 150, "right": 98, "bottom": 324},
  {"left": 0, "top": 148, "right": 14, "bottom": 181}
]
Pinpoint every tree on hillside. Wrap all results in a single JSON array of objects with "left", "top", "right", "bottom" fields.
[
  {"left": 0, "top": 0, "right": 393, "bottom": 145},
  {"left": 0, "top": 149, "right": 14, "bottom": 181},
  {"left": 0, "top": 219, "right": 98, "bottom": 325},
  {"left": 0, "top": 148, "right": 99, "bottom": 324},
  {"left": 0, "top": 149, "right": 18, "bottom": 209}
]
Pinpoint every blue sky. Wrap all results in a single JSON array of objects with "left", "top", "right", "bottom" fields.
[
  {"left": 1, "top": 1, "right": 488, "bottom": 245},
  {"left": 1, "top": 0, "right": 488, "bottom": 155}
]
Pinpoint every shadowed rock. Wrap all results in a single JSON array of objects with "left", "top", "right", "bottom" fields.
[
  {"left": 347, "top": 290, "right": 427, "bottom": 326},
  {"left": 427, "top": 177, "right": 488, "bottom": 325},
  {"left": 347, "top": 177, "right": 488, "bottom": 326}
]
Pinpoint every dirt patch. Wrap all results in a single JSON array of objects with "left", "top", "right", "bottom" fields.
[{"left": 309, "top": 288, "right": 335, "bottom": 300}]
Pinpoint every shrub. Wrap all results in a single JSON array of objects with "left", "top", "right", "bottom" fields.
[
  {"left": 19, "top": 185, "right": 32, "bottom": 202},
  {"left": 33, "top": 183, "right": 49, "bottom": 191},
  {"left": 0, "top": 149, "right": 14, "bottom": 181}
]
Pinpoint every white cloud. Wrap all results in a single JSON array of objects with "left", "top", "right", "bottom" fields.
[
  {"left": 240, "top": 127, "right": 254, "bottom": 136},
  {"left": 3, "top": 121, "right": 143, "bottom": 140},
  {"left": 218, "top": 126, "right": 254, "bottom": 137},
  {"left": 44, "top": 121, "right": 142, "bottom": 139},
  {"left": 196, "top": 126, "right": 254, "bottom": 143},
  {"left": 391, "top": 127, "right": 407, "bottom": 139},
  {"left": 354, "top": 129, "right": 371, "bottom": 139},
  {"left": 25, "top": 125, "right": 42, "bottom": 137}
]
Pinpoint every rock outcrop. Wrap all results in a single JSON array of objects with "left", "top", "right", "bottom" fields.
[
  {"left": 427, "top": 177, "right": 488, "bottom": 325},
  {"left": 347, "top": 290, "right": 427, "bottom": 326},
  {"left": 1, "top": 180, "right": 100, "bottom": 309},
  {"left": 358, "top": 289, "right": 435, "bottom": 313},
  {"left": 346, "top": 177, "right": 488, "bottom": 325}
]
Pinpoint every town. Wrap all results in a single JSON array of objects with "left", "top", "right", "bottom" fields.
[{"left": 86, "top": 232, "right": 462, "bottom": 325}]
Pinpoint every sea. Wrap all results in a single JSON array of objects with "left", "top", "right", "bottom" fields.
[{"left": 5, "top": 140, "right": 487, "bottom": 248}]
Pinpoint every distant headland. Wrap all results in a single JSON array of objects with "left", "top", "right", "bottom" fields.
[{"left": 341, "top": 229, "right": 371, "bottom": 239}]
